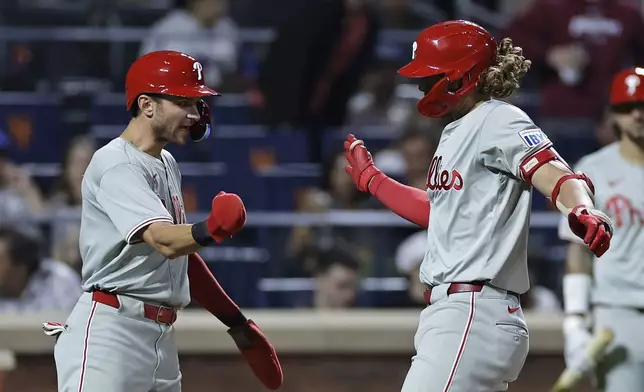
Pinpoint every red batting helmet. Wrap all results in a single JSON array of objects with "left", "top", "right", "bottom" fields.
[
  {"left": 125, "top": 50, "right": 219, "bottom": 142},
  {"left": 610, "top": 67, "right": 644, "bottom": 106},
  {"left": 398, "top": 20, "right": 497, "bottom": 118}
]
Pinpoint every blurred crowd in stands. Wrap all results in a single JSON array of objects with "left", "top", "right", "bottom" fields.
[{"left": 0, "top": 0, "right": 642, "bottom": 315}]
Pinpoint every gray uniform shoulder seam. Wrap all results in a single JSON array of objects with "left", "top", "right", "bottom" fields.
[
  {"left": 97, "top": 162, "right": 146, "bottom": 191},
  {"left": 474, "top": 102, "right": 506, "bottom": 158},
  {"left": 96, "top": 140, "right": 150, "bottom": 190},
  {"left": 474, "top": 103, "right": 511, "bottom": 262}
]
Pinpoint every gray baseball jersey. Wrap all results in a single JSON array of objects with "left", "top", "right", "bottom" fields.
[
  {"left": 420, "top": 99, "right": 552, "bottom": 294},
  {"left": 79, "top": 137, "right": 190, "bottom": 308},
  {"left": 558, "top": 142, "right": 644, "bottom": 308}
]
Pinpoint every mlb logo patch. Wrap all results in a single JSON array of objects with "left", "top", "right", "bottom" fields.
[{"left": 519, "top": 129, "right": 548, "bottom": 147}]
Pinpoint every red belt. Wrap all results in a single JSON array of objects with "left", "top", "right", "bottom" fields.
[
  {"left": 92, "top": 291, "right": 178, "bottom": 326},
  {"left": 423, "top": 282, "right": 486, "bottom": 305}
]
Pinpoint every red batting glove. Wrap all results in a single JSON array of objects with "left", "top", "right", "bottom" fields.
[
  {"left": 206, "top": 191, "right": 247, "bottom": 243},
  {"left": 228, "top": 320, "right": 283, "bottom": 390},
  {"left": 343, "top": 134, "right": 387, "bottom": 194},
  {"left": 568, "top": 205, "right": 614, "bottom": 257}
]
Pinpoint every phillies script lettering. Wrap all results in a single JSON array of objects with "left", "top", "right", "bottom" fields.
[
  {"left": 605, "top": 195, "right": 643, "bottom": 228},
  {"left": 427, "top": 156, "right": 464, "bottom": 191}
]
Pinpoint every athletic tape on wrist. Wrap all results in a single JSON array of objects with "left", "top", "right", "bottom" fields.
[{"left": 563, "top": 273, "right": 592, "bottom": 314}]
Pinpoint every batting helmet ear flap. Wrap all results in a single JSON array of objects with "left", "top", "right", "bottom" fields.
[{"left": 190, "top": 99, "right": 212, "bottom": 142}]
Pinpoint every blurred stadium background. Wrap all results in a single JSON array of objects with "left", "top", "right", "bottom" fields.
[{"left": 0, "top": 0, "right": 640, "bottom": 390}]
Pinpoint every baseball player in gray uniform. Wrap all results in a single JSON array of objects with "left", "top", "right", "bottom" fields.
[
  {"left": 43, "top": 50, "right": 283, "bottom": 392},
  {"left": 343, "top": 21, "right": 614, "bottom": 391},
  {"left": 559, "top": 67, "right": 644, "bottom": 391}
]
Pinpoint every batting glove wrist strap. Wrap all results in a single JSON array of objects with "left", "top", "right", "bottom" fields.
[
  {"left": 569, "top": 205, "right": 614, "bottom": 235},
  {"left": 367, "top": 171, "right": 388, "bottom": 195},
  {"left": 563, "top": 273, "right": 592, "bottom": 315}
]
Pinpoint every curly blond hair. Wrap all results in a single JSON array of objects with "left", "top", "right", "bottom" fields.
[{"left": 477, "top": 38, "right": 531, "bottom": 99}]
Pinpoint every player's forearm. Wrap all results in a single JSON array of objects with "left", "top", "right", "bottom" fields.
[
  {"left": 551, "top": 178, "right": 594, "bottom": 213},
  {"left": 531, "top": 163, "right": 594, "bottom": 213},
  {"left": 370, "top": 176, "right": 430, "bottom": 228},
  {"left": 142, "top": 222, "right": 202, "bottom": 259},
  {"left": 565, "top": 242, "right": 593, "bottom": 275},
  {"left": 187, "top": 253, "right": 247, "bottom": 327},
  {"left": 563, "top": 243, "right": 594, "bottom": 316}
]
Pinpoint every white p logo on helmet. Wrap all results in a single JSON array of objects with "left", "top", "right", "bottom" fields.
[
  {"left": 412, "top": 41, "right": 418, "bottom": 60},
  {"left": 625, "top": 74, "right": 640, "bottom": 96},
  {"left": 193, "top": 61, "right": 203, "bottom": 81}
]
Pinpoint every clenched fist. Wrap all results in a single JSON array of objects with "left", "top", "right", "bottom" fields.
[{"left": 568, "top": 205, "right": 614, "bottom": 257}]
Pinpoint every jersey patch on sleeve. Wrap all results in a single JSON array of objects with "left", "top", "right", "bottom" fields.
[{"left": 519, "top": 129, "right": 549, "bottom": 147}]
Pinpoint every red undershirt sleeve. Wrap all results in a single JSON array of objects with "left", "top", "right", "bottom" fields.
[
  {"left": 370, "top": 175, "right": 430, "bottom": 229},
  {"left": 188, "top": 252, "right": 247, "bottom": 327}
]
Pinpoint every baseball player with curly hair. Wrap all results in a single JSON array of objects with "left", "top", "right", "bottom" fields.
[
  {"left": 343, "top": 20, "right": 614, "bottom": 391},
  {"left": 45, "top": 50, "right": 283, "bottom": 392},
  {"left": 559, "top": 67, "right": 644, "bottom": 391}
]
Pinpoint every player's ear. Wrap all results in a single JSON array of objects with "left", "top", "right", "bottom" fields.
[{"left": 137, "top": 94, "right": 157, "bottom": 118}]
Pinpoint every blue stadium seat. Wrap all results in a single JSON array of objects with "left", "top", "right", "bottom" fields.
[
  {"left": 182, "top": 172, "right": 269, "bottom": 210},
  {"left": 207, "top": 261, "right": 266, "bottom": 308},
  {"left": 210, "top": 127, "right": 309, "bottom": 163}
]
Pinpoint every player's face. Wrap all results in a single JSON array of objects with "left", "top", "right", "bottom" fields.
[
  {"left": 417, "top": 75, "right": 443, "bottom": 97},
  {"left": 316, "top": 264, "right": 358, "bottom": 308},
  {"left": 416, "top": 75, "right": 472, "bottom": 118},
  {"left": 152, "top": 97, "right": 202, "bottom": 145},
  {"left": 612, "top": 103, "right": 644, "bottom": 146}
]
